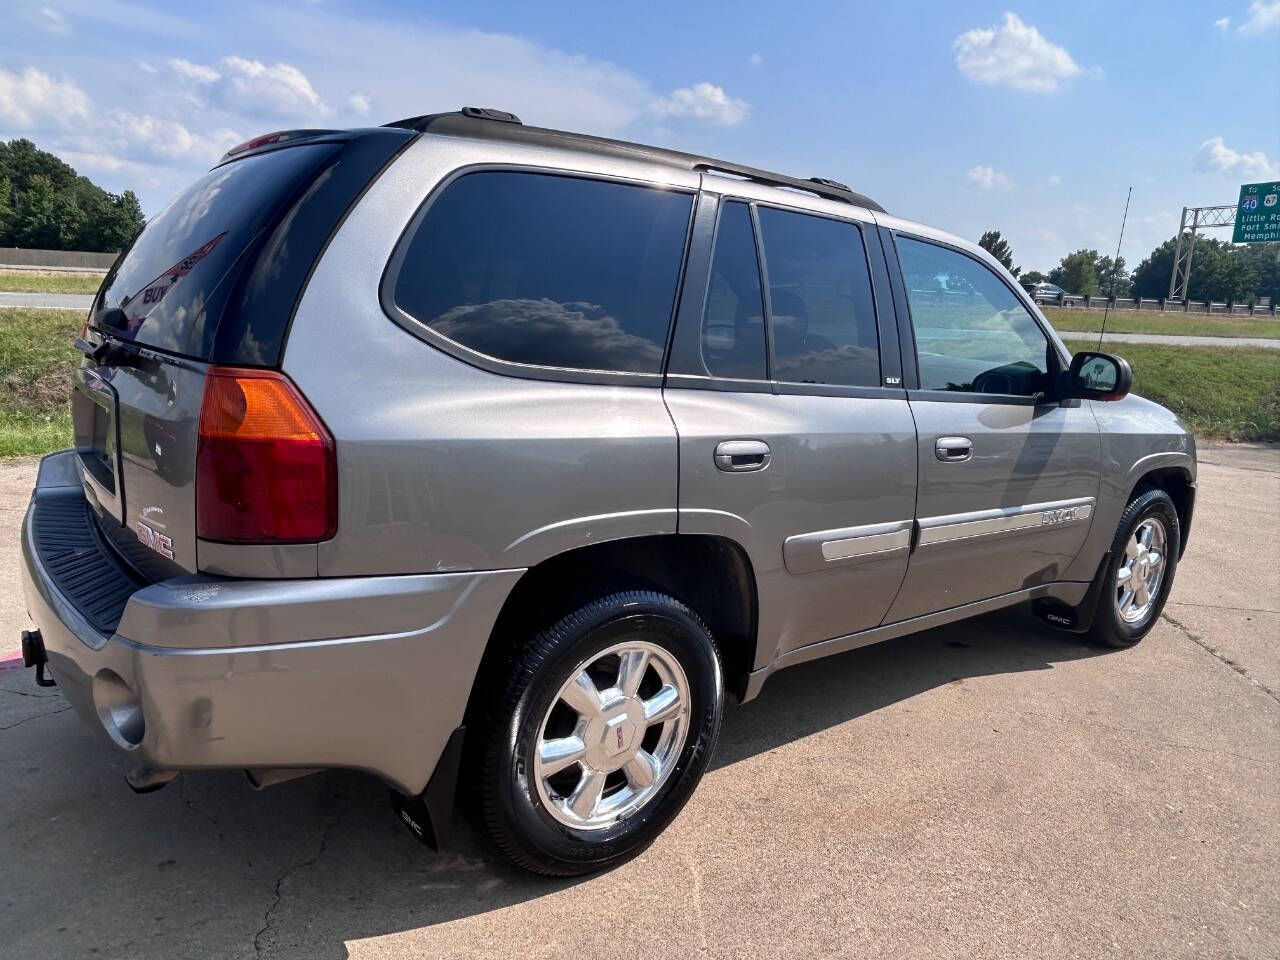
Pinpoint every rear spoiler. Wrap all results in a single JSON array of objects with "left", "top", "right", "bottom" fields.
[{"left": 219, "top": 129, "right": 345, "bottom": 163}]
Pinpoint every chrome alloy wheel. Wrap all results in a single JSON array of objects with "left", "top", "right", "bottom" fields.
[
  {"left": 533, "top": 640, "right": 691, "bottom": 831},
  {"left": 1116, "top": 517, "right": 1167, "bottom": 624}
]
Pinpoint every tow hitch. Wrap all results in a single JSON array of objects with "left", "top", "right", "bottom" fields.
[{"left": 20, "top": 630, "right": 56, "bottom": 687}]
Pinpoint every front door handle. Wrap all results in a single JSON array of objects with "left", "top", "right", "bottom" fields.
[
  {"left": 935, "top": 436, "right": 973, "bottom": 462},
  {"left": 715, "top": 440, "right": 771, "bottom": 472}
]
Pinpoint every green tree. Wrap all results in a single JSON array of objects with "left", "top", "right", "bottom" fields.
[
  {"left": 1048, "top": 249, "right": 1102, "bottom": 296},
  {"left": 977, "top": 229, "right": 1020, "bottom": 277},
  {"left": 0, "top": 138, "right": 145, "bottom": 251},
  {"left": 1096, "top": 254, "right": 1129, "bottom": 297},
  {"left": 1021, "top": 269, "right": 1047, "bottom": 285},
  {"left": 1130, "top": 236, "right": 1259, "bottom": 303},
  {"left": 0, "top": 175, "right": 12, "bottom": 240}
]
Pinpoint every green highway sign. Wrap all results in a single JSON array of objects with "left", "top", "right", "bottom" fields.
[{"left": 1233, "top": 181, "right": 1280, "bottom": 243}]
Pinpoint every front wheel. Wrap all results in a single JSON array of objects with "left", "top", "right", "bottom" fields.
[
  {"left": 1088, "top": 488, "right": 1180, "bottom": 648},
  {"left": 476, "top": 591, "right": 723, "bottom": 876}
]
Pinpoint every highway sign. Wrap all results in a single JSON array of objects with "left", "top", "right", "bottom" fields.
[{"left": 1233, "top": 181, "right": 1280, "bottom": 243}]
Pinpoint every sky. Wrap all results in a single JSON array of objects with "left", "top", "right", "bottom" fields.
[{"left": 1, "top": 0, "right": 1278, "bottom": 272}]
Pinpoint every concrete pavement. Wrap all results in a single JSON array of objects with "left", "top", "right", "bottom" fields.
[{"left": 0, "top": 444, "right": 1277, "bottom": 959}]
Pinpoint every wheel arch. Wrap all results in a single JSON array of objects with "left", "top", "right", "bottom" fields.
[
  {"left": 465, "top": 534, "right": 759, "bottom": 723},
  {"left": 1130, "top": 464, "right": 1195, "bottom": 557}
]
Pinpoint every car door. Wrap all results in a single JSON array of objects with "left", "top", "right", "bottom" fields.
[
  {"left": 663, "top": 188, "right": 917, "bottom": 662},
  {"left": 881, "top": 230, "right": 1101, "bottom": 622}
]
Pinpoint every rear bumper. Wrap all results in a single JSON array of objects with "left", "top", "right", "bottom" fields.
[{"left": 20, "top": 451, "right": 523, "bottom": 795}]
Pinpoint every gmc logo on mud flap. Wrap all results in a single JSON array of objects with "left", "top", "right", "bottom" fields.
[
  {"left": 137, "top": 520, "right": 174, "bottom": 560},
  {"left": 1041, "top": 507, "right": 1079, "bottom": 526}
]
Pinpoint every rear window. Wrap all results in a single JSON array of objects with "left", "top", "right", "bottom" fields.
[
  {"left": 391, "top": 171, "right": 694, "bottom": 375},
  {"left": 95, "top": 144, "right": 340, "bottom": 361}
]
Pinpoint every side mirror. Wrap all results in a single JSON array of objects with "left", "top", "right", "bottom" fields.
[{"left": 1066, "top": 351, "right": 1132, "bottom": 401}]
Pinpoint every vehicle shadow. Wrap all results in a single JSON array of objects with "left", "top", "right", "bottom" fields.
[{"left": 4, "top": 606, "right": 1110, "bottom": 959}]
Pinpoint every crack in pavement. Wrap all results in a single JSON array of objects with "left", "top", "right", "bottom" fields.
[
  {"left": 0, "top": 684, "right": 62, "bottom": 699},
  {"left": 1162, "top": 612, "right": 1280, "bottom": 706},
  {"left": 177, "top": 775, "right": 227, "bottom": 845},
  {"left": 0, "top": 702, "right": 72, "bottom": 731},
  {"left": 1168, "top": 600, "right": 1280, "bottom": 616},
  {"left": 252, "top": 812, "right": 343, "bottom": 959}
]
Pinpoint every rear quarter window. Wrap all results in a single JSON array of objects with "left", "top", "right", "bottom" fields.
[
  {"left": 96, "top": 144, "right": 340, "bottom": 361},
  {"left": 390, "top": 171, "right": 694, "bottom": 376}
]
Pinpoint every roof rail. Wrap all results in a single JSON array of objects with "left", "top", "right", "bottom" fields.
[{"left": 382, "top": 108, "right": 885, "bottom": 213}]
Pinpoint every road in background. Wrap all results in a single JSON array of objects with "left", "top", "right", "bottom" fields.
[
  {"left": 0, "top": 292, "right": 93, "bottom": 310},
  {"left": 0, "top": 445, "right": 1277, "bottom": 959}
]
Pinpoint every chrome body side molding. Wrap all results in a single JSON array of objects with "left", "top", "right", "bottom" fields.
[
  {"left": 783, "top": 519, "right": 913, "bottom": 575},
  {"left": 916, "top": 497, "right": 1096, "bottom": 548}
]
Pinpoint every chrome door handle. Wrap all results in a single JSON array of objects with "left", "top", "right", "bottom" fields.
[
  {"left": 714, "top": 440, "right": 771, "bottom": 472},
  {"left": 935, "top": 436, "right": 972, "bottom": 462}
]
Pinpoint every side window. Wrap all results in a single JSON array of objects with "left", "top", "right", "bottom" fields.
[
  {"left": 392, "top": 171, "right": 693, "bottom": 375},
  {"left": 701, "top": 202, "right": 766, "bottom": 380},
  {"left": 896, "top": 236, "right": 1053, "bottom": 397},
  {"left": 756, "top": 207, "right": 880, "bottom": 387}
]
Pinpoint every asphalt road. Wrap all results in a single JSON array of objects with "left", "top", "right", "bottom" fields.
[
  {"left": 0, "top": 445, "right": 1277, "bottom": 959},
  {"left": 0, "top": 291, "right": 93, "bottom": 310}
]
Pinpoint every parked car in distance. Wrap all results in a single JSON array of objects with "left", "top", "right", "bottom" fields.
[
  {"left": 20, "top": 108, "right": 1196, "bottom": 877},
  {"left": 1023, "top": 280, "right": 1078, "bottom": 306}
]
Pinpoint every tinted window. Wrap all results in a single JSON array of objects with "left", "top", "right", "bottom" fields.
[
  {"left": 897, "top": 237, "right": 1052, "bottom": 396},
  {"left": 701, "top": 202, "right": 766, "bottom": 380},
  {"left": 393, "top": 172, "right": 693, "bottom": 374},
  {"left": 96, "top": 144, "right": 340, "bottom": 360},
  {"left": 757, "top": 208, "right": 879, "bottom": 387}
]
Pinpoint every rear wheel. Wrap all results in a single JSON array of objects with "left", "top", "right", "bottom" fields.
[
  {"left": 475, "top": 591, "right": 723, "bottom": 876},
  {"left": 1088, "top": 488, "right": 1180, "bottom": 648}
]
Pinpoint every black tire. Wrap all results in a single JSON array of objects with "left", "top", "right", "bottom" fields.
[
  {"left": 475, "top": 590, "right": 723, "bottom": 876},
  {"left": 1088, "top": 488, "right": 1180, "bottom": 649}
]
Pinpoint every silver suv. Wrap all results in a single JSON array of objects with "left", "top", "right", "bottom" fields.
[{"left": 19, "top": 108, "right": 1195, "bottom": 876}]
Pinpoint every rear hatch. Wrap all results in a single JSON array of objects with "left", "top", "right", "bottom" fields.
[{"left": 72, "top": 130, "right": 412, "bottom": 575}]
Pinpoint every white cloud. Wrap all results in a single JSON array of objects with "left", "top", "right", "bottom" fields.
[
  {"left": 167, "top": 57, "right": 220, "bottom": 84},
  {"left": 1214, "top": 16, "right": 1231, "bottom": 32},
  {"left": 967, "top": 165, "right": 1013, "bottom": 189},
  {"left": 162, "top": 55, "right": 325, "bottom": 118},
  {"left": 0, "top": 66, "right": 89, "bottom": 128},
  {"left": 1193, "top": 136, "right": 1279, "bottom": 178},
  {"left": 219, "top": 56, "right": 324, "bottom": 117},
  {"left": 1239, "top": 1, "right": 1280, "bottom": 33},
  {"left": 1046, "top": 173, "right": 1062, "bottom": 185},
  {"left": 954, "top": 13, "right": 1082, "bottom": 92},
  {"left": 345, "top": 91, "right": 373, "bottom": 116},
  {"left": 36, "top": 5, "right": 71, "bottom": 34},
  {"left": 101, "top": 110, "right": 240, "bottom": 160},
  {"left": 748, "top": 52, "right": 763, "bottom": 67},
  {"left": 652, "top": 82, "right": 749, "bottom": 125}
]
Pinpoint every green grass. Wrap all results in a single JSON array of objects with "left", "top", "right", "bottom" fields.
[
  {"left": 0, "top": 270, "right": 105, "bottom": 295},
  {"left": 1046, "top": 306, "right": 1280, "bottom": 339},
  {"left": 0, "top": 308, "right": 79, "bottom": 457},
  {"left": 1064, "top": 338, "right": 1280, "bottom": 442},
  {"left": 0, "top": 309, "right": 1275, "bottom": 458}
]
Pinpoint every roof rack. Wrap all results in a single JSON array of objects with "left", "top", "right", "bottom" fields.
[{"left": 383, "top": 108, "right": 884, "bottom": 213}]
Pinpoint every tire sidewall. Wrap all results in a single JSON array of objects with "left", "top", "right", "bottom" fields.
[
  {"left": 1101, "top": 491, "right": 1180, "bottom": 644},
  {"left": 492, "top": 595, "right": 722, "bottom": 873}
]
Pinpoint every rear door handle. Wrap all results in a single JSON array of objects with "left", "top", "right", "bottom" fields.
[
  {"left": 715, "top": 440, "right": 771, "bottom": 472},
  {"left": 935, "top": 436, "right": 972, "bottom": 462}
]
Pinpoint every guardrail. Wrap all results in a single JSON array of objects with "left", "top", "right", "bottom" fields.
[{"left": 1029, "top": 292, "right": 1277, "bottom": 317}]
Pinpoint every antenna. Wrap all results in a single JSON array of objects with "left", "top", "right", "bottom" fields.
[{"left": 1098, "top": 186, "right": 1132, "bottom": 351}]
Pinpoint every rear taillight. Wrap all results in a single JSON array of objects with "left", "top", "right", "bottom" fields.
[{"left": 196, "top": 367, "right": 337, "bottom": 543}]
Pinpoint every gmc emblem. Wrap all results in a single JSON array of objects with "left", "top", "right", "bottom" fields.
[{"left": 137, "top": 520, "right": 174, "bottom": 560}]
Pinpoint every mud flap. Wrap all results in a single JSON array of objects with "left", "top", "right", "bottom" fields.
[
  {"left": 1033, "top": 551, "right": 1111, "bottom": 634},
  {"left": 389, "top": 725, "right": 466, "bottom": 851}
]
